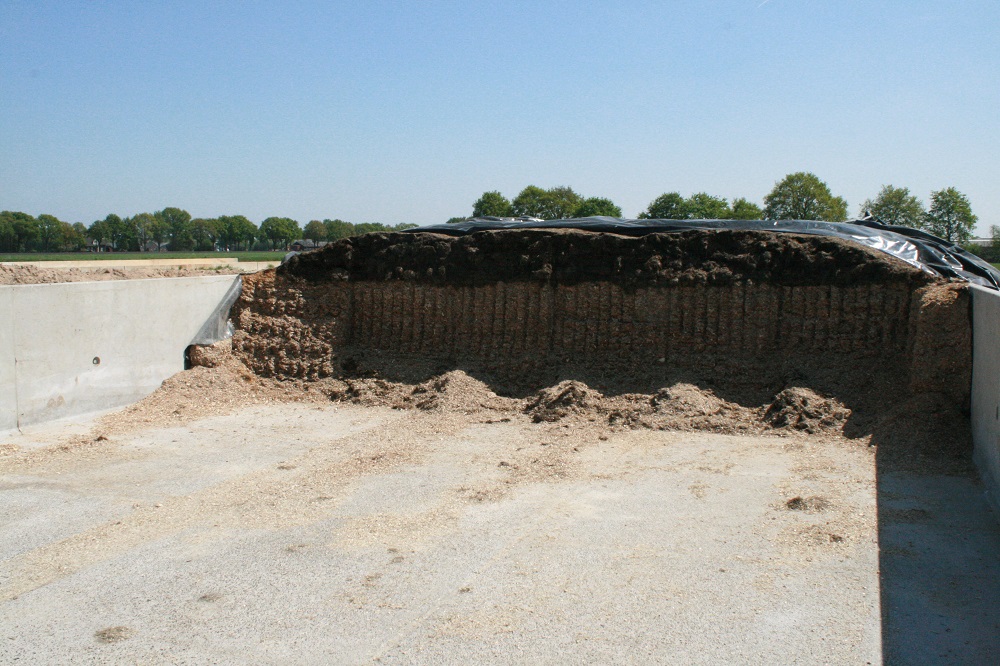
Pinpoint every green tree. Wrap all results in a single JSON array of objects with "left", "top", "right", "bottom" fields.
[
  {"left": 303, "top": 220, "right": 327, "bottom": 242},
  {"left": 70, "top": 222, "right": 88, "bottom": 249},
  {"left": 353, "top": 223, "right": 386, "bottom": 234},
  {"left": 639, "top": 192, "right": 686, "bottom": 219},
  {"left": 511, "top": 185, "right": 549, "bottom": 218},
  {"left": 12, "top": 212, "right": 40, "bottom": 251},
  {"left": 924, "top": 187, "right": 977, "bottom": 243},
  {"left": 573, "top": 197, "right": 623, "bottom": 218},
  {"left": 217, "top": 215, "right": 257, "bottom": 251},
  {"left": 87, "top": 219, "right": 110, "bottom": 250},
  {"left": 0, "top": 212, "right": 15, "bottom": 252},
  {"left": 983, "top": 225, "right": 1000, "bottom": 263},
  {"left": 323, "top": 218, "right": 355, "bottom": 240},
  {"left": 512, "top": 185, "right": 582, "bottom": 220},
  {"left": 730, "top": 198, "right": 763, "bottom": 220},
  {"left": 36, "top": 214, "right": 64, "bottom": 251},
  {"left": 150, "top": 214, "right": 171, "bottom": 251},
  {"left": 543, "top": 186, "right": 582, "bottom": 219},
  {"left": 102, "top": 214, "right": 139, "bottom": 251},
  {"left": 348, "top": 222, "right": 416, "bottom": 235},
  {"left": 156, "top": 207, "right": 193, "bottom": 251},
  {"left": 472, "top": 191, "right": 515, "bottom": 218},
  {"left": 859, "top": 185, "right": 925, "bottom": 228},
  {"left": 190, "top": 218, "right": 220, "bottom": 251},
  {"left": 131, "top": 213, "right": 159, "bottom": 250},
  {"left": 60, "top": 221, "right": 86, "bottom": 251},
  {"left": 0, "top": 211, "right": 38, "bottom": 252},
  {"left": 446, "top": 217, "right": 469, "bottom": 224},
  {"left": 763, "top": 172, "right": 848, "bottom": 221},
  {"left": 260, "top": 217, "right": 301, "bottom": 250},
  {"left": 684, "top": 193, "right": 730, "bottom": 219}
]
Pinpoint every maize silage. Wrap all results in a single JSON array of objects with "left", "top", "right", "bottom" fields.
[{"left": 230, "top": 228, "right": 972, "bottom": 460}]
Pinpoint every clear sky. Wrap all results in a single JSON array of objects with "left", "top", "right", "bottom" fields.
[{"left": 1, "top": 1, "right": 997, "bottom": 233}]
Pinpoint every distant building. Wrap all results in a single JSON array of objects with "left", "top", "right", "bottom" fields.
[
  {"left": 85, "top": 238, "right": 115, "bottom": 253},
  {"left": 290, "top": 240, "right": 329, "bottom": 252}
]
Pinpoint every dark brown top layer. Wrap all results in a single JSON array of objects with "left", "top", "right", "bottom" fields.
[{"left": 280, "top": 228, "right": 932, "bottom": 289}]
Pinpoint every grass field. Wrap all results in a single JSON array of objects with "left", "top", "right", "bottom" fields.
[{"left": 0, "top": 251, "right": 286, "bottom": 263}]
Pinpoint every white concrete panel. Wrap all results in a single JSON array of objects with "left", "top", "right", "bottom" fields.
[
  {"left": 971, "top": 285, "right": 1000, "bottom": 513},
  {"left": 1, "top": 275, "right": 240, "bottom": 429},
  {"left": 0, "top": 288, "right": 16, "bottom": 433}
]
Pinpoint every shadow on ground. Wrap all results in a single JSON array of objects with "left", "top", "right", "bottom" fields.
[
  {"left": 876, "top": 441, "right": 1000, "bottom": 664},
  {"left": 323, "top": 355, "right": 1000, "bottom": 662}
]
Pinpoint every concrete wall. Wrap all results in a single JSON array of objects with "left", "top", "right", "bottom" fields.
[
  {"left": 972, "top": 286, "right": 1000, "bottom": 513},
  {"left": 236, "top": 261, "right": 280, "bottom": 272},
  {"left": 1, "top": 258, "right": 239, "bottom": 270},
  {"left": 1, "top": 259, "right": 278, "bottom": 272},
  {"left": 0, "top": 288, "right": 15, "bottom": 433},
  {"left": 1, "top": 275, "right": 240, "bottom": 434}
]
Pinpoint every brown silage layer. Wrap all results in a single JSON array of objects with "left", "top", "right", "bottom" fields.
[{"left": 229, "top": 228, "right": 973, "bottom": 469}]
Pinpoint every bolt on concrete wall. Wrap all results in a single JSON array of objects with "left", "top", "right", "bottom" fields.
[{"left": 0, "top": 275, "right": 240, "bottom": 434}]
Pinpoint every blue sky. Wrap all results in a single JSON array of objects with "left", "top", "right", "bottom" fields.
[{"left": 1, "top": 1, "right": 997, "bottom": 233}]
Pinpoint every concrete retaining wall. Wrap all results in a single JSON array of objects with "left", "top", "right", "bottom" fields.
[
  {"left": 1, "top": 259, "right": 279, "bottom": 272},
  {"left": 0, "top": 288, "right": 16, "bottom": 433},
  {"left": 972, "top": 286, "right": 1000, "bottom": 513},
  {"left": 1, "top": 258, "right": 239, "bottom": 270},
  {"left": 1, "top": 275, "right": 240, "bottom": 434}
]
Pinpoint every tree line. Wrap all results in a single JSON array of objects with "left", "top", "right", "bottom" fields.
[
  {"left": 1, "top": 172, "right": 983, "bottom": 253},
  {"left": 459, "top": 172, "right": 980, "bottom": 244},
  {"left": 0, "top": 208, "right": 417, "bottom": 253}
]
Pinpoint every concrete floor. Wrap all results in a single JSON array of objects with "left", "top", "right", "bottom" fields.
[
  {"left": 0, "top": 402, "right": 993, "bottom": 663},
  {"left": 877, "top": 471, "right": 1000, "bottom": 665}
]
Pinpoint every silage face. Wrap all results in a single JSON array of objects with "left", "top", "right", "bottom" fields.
[{"left": 229, "top": 229, "right": 971, "bottom": 451}]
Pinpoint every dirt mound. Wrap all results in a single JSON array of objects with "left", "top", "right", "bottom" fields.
[
  {"left": 763, "top": 387, "right": 851, "bottom": 434},
  {"left": 327, "top": 378, "right": 408, "bottom": 408},
  {"left": 652, "top": 384, "right": 730, "bottom": 418},
  {"left": 600, "top": 385, "right": 762, "bottom": 435},
  {"left": 316, "top": 370, "right": 770, "bottom": 435},
  {"left": 94, "top": 340, "right": 324, "bottom": 437},
  {"left": 644, "top": 384, "right": 758, "bottom": 433},
  {"left": 187, "top": 340, "right": 232, "bottom": 368},
  {"left": 407, "top": 371, "right": 511, "bottom": 413},
  {"left": 327, "top": 370, "right": 515, "bottom": 415},
  {"left": 526, "top": 381, "right": 603, "bottom": 422}
]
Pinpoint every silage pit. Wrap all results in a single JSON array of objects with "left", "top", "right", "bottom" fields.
[{"left": 220, "top": 228, "right": 973, "bottom": 451}]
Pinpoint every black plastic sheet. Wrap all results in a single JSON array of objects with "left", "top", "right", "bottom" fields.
[{"left": 406, "top": 217, "right": 1000, "bottom": 290}]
